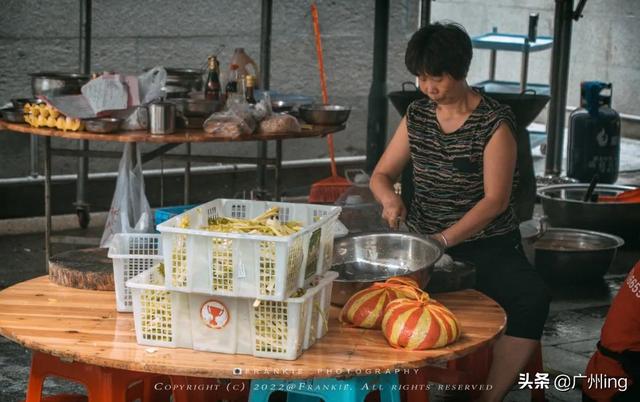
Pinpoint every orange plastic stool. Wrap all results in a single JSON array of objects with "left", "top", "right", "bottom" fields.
[
  {"left": 25, "top": 351, "right": 171, "bottom": 402},
  {"left": 401, "top": 343, "right": 545, "bottom": 402},
  {"left": 169, "top": 376, "right": 250, "bottom": 402}
]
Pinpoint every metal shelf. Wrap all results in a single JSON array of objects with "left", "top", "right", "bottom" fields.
[
  {"left": 472, "top": 33, "right": 553, "bottom": 52},
  {"left": 473, "top": 80, "right": 550, "bottom": 96}
]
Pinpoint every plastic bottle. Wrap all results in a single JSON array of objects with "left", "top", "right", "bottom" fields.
[{"left": 229, "top": 48, "right": 259, "bottom": 87}]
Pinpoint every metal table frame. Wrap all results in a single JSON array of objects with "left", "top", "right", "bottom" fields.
[{"left": 41, "top": 135, "right": 284, "bottom": 268}]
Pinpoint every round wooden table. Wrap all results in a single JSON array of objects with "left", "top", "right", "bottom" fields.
[
  {"left": 0, "top": 277, "right": 506, "bottom": 380},
  {"left": 0, "top": 120, "right": 344, "bottom": 143}
]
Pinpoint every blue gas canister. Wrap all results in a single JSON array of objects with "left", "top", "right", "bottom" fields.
[{"left": 567, "top": 81, "right": 621, "bottom": 184}]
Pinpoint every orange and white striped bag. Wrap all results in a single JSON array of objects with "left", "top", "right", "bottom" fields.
[
  {"left": 339, "top": 277, "right": 421, "bottom": 329},
  {"left": 382, "top": 291, "right": 461, "bottom": 350}
]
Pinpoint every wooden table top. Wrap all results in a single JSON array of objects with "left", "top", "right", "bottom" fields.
[
  {"left": 0, "top": 120, "right": 345, "bottom": 144},
  {"left": 0, "top": 277, "right": 506, "bottom": 379}
]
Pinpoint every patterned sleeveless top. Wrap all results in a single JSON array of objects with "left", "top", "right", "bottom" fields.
[{"left": 405, "top": 94, "right": 519, "bottom": 241}]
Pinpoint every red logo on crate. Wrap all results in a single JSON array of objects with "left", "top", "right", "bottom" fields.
[{"left": 200, "top": 300, "right": 229, "bottom": 329}]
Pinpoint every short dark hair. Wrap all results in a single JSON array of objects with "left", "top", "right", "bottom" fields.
[{"left": 405, "top": 22, "right": 472, "bottom": 80}]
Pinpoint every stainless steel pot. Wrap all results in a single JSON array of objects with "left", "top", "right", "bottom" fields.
[
  {"left": 330, "top": 232, "right": 443, "bottom": 306},
  {"left": 538, "top": 184, "right": 640, "bottom": 242},
  {"left": 148, "top": 102, "right": 176, "bottom": 134},
  {"left": 165, "top": 68, "right": 204, "bottom": 92},
  {"left": 30, "top": 72, "right": 89, "bottom": 97},
  {"left": 533, "top": 228, "right": 624, "bottom": 282}
]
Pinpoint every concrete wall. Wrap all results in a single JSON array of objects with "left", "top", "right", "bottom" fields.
[{"left": 0, "top": 0, "right": 638, "bottom": 179}]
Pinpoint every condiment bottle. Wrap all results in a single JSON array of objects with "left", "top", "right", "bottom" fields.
[
  {"left": 244, "top": 75, "right": 256, "bottom": 104},
  {"left": 229, "top": 48, "right": 259, "bottom": 87},
  {"left": 204, "top": 55, "right": 221, "bottom": 101},
  {"left": 225, "top": 64, "right": 239, "bottom": 98}
]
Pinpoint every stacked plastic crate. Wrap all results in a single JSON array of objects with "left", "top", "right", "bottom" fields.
[{"left": 125, "top": 199, "right": 341, "bottom": 360}]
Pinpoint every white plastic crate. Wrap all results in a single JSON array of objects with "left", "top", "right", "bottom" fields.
[
  {"left": 126, "top": 266, "right": 338, "bottom": 360},
  {"left": 156, "top": 199, "right": 341, "bottom": 301},
  {"left": 107, "top": 233, "right": 163, "bottom": 312},
  {"left": 127, "top": 266, "right": 192, "bottom": 349}
]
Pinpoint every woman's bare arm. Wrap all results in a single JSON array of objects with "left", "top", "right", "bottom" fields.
[{"left": 369, "top": 116, "right": 411, "bottom": 229}]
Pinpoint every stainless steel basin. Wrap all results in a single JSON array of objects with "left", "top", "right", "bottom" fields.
[
  {"left": 330, "top": 232, "right": 443, "bottom": 306},
  {"left": 538, "top": 184, "right": 640, "bottom": 242},
  {"left": 534, "top": 228, "right": 624, "bottom": 282}
]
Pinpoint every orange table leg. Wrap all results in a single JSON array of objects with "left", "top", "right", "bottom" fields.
[{"left": 24, "top": 351, "right": 170, "bottom": 402}]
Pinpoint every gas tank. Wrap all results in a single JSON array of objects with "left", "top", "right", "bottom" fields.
[{"left": 567, "top": 82, "right": 621, "bottom": 184}]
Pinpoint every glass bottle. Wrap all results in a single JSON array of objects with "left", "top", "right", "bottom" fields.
[
  {"left": 244, "top": 75, "right": 256, "bottom": 105},
  {"left": 225, "top": 64, "right": 239, "bottom": 95},
  {"left": 204, "top": 55, "right": 221, "bottom": 101}
]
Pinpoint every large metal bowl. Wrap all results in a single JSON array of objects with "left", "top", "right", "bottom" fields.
[
  {"left": 538, "top": 184, "right": 640, "bottom": 242},
  {"left": 533, "top": 228, "right": 624, "bottom": 282},
  {"left": 169, "top": 97, "right": 222, "bottom": 117},
  {"left": 330, "top": 232, "right": 443, "bottom": 306},
  {"left": 299, "top": 104, "right": 351, "bottom": 126},
  {"left": 1, "top": 107, "right": 25, "bottom": 123},
  {"left": 30, "top": 72, "right": 89, "bottom": 97}
]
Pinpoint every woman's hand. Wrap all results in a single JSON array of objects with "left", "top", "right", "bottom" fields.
[{"left": 381, "top": 194, "right": 407, "bottom": 230}]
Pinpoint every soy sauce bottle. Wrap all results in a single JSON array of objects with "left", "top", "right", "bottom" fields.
[{"left": 204, "top": 55, "right": 221, "bottom": 101}]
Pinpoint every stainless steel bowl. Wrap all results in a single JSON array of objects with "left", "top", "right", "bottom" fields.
[
  {"left": 538, "top": 184, "right": 640, "bottom": 242},
  {"left": 165, "top": 68, "right": 204, "bottom": 92},
  {"left": 299, "top": 104, "right": 351, "bottom": 126},
  {"left": 169, "top": 98, "right": 221, "bottom": 117},
  {"left": 533, "top": 228, "right": 624, "bottom": 282},
  {"left": 1, "top": 107, "right": 25, "bottom": 123},
  {"left": 162, "top": 85, "right": 191, "bottom": 99},
  {"left": 330, "top": 232, "right": 443, "bottom": 306},
  {"left": 30, "top": 72, "right": 89, "bottom": 97},
  {"left": 11, "top": 98, "right": 44, "bottom": 110},
  {"left": 271, "top": 100, "right": 295, "bottom": 113},
  {"left": 84, "top": 117, "right": 122, "bottom": 133}
]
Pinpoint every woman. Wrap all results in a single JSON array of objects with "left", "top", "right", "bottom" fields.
[{"left": 370, "top": 22, "right": 551, "bottom": 402}]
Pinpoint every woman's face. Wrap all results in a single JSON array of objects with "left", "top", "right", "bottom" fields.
[{"left": 417, "top": 73, "right": 465, "bottom": 104}]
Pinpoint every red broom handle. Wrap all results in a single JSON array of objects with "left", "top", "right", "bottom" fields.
[{"left": 311, "top": 2, "right": 338, "bottom": 177}]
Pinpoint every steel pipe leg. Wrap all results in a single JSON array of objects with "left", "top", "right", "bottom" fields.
[
  {"left": 44, "top": 136, "right": 52, "bottom": 272},
  {"left": 75, "top": 139, "right": 90, "bottom": 228},
  {"left": 184, "top": 143, "right": 191, "bottom": 204},
  {"left": 30, "top": 135, "right": 39, "bottom": 177},
  {"left": 275, "top": 139, "right": 282, "bottom": 201}
]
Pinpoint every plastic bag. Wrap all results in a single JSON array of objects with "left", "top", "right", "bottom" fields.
[
  {"left": 100, "top": 143, "right": 153, "bottom": 247},
  {"left": 138, "top": 66, "right": 167, "bottom": 104},
  {"left": 258, "top": 113, "right": 301, "bottom": 134},
  {"left": 203, "top": 103, "right": 257, "bottom": 138}
]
